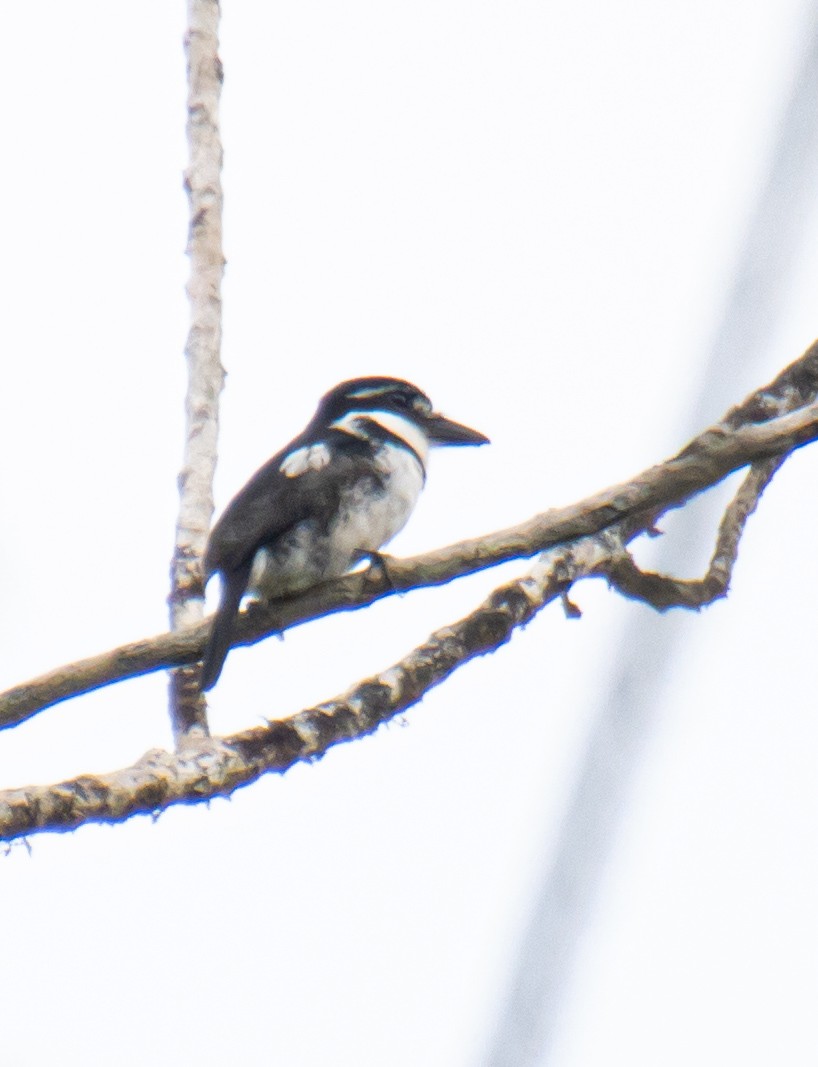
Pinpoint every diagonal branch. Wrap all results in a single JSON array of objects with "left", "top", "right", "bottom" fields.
[
  {"left": 0, "top": 357, "right": 806, "bottom": 841},
  {"left": 1, "top": 385, "right": 818, "bottom": 732},
  {"left": 0, "top": 390, "right": 816, "bottom": 734}
]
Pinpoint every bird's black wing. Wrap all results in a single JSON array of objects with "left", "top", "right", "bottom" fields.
[
  {"left": 205, "top": 439, "right": 322, "bottom": 576},
  {"left": 201, "top": 434, "right": 370, "bottom": 689}
]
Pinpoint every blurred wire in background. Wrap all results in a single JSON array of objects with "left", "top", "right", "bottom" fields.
[{"left": 487, "top": 6, "right": 818, "bottom": 1063}]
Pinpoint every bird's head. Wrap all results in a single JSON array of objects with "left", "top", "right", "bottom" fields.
[{"left": 313, "top": 376, "right": 489, "bottom": 463}]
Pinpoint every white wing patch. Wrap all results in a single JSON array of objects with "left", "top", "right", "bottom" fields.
[
  {"left": 279, "top": 443, "right": 331, "bottom": 478},
  {"left": 331, "top": 410, "right": 429, "bottom": 466}
]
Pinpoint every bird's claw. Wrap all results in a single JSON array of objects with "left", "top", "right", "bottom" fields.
[{"left": 363, "top": 550, "right": 397, "bottom": 591}]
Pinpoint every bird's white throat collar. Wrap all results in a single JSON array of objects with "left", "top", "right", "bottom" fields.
[{"left": 331, "top": 410, "right": 430, "bottom": 466}]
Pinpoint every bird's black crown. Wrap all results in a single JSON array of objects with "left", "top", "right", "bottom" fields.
[{"left": 310, "top": 377, "right": 433, "bottom": 429}]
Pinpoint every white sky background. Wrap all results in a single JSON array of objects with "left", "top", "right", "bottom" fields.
[{"left": 1, "top": 3, "right": 817, "bottom": 1065}]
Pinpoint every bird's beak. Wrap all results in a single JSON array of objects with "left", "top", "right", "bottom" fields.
[{"left": 424, "top": 411, "right": 490, "bottom": 446}]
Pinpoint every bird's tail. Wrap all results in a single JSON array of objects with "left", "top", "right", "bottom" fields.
[{"left": 200, "top": 564, "right": 251, "bottom": 691}]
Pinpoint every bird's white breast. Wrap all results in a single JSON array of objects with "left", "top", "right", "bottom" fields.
[
  {"left": 335, "top": 440, "right": 425, "bottom": 557},
  {"left": 247, "top": 441, "right": 424, "bottom": 600}
]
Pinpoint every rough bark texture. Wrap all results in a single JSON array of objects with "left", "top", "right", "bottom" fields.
[
  {"left": 168, "top": 0, "right": 225, "bottom": 742},
  {"left": 0, "top": 341, "right": 817, "bottom": 841}
]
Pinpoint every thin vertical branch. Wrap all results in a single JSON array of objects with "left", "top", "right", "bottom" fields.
[{"left": 169, "top": 0, "right": 225, "bottom": 744}]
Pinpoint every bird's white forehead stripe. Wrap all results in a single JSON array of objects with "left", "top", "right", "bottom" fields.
[
  {"left": 279, "top": 443, "right": 331, "bottom": 478},
  {"left": 346, "top": 385, "right": 433, "bottom": 415},
  {"left": 346, "top": 385, "right": 396, "bottom": 399},
  {"left": 331, "top": 410, "right": 429, "bottom": 465}
]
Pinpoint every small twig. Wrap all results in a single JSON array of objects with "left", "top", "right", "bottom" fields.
[{"left": 603, "top": 457, "right": 784, "bottom": 610}]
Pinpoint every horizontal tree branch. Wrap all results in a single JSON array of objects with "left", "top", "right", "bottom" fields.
[{"left": 2, "top": 353, "right": 818, "bottom": 731}]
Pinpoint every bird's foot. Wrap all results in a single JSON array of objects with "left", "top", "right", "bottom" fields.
[
  {"left": 245, "top": 598, "right": 286, "bottom": 640},
  {"left": 362, "top": 550, "right": 398, "bottom": 591}
]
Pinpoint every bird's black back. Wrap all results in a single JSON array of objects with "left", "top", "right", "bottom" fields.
[{"left": 204, "top": 429, "right": 383, "bottom": 577}]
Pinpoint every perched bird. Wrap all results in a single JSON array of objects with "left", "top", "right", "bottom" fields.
[{"left": 200, "top": 376, "right": 489, "bottom": 689}]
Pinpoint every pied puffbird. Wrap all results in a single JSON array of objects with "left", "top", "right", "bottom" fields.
[{"left": 200, "top": 376, "right": 488, "bottom": 689}]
